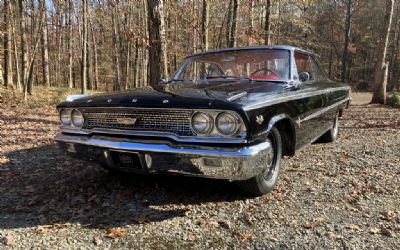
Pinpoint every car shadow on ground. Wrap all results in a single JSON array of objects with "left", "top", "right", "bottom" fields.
[{"left": 0, "top": 144, "right": 247, "bottom": 230}]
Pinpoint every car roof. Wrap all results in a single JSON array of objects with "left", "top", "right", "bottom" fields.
[{"left": 185, "top": 45, "right": 315, "bottom": 59}]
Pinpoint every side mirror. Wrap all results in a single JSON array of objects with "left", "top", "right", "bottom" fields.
[{"left": 299, "top": 72, "right": 310, "bottom": 82}]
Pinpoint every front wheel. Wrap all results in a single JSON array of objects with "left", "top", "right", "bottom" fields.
[{"left": 238, "top": 127, "right": 283, "bottom": 196}]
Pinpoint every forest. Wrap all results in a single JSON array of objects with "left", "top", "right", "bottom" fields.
[
  {"left": 0, "top": 0, "right": 398, "bottom": 104},
  {"left": 1, "top": 1, "right": 400, "bottom": 248}
]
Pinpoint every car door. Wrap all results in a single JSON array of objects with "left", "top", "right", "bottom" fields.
[{"left": 294, "top": 52, "right": 329, "bottom": 148}]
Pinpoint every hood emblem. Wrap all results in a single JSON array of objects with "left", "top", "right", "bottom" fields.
[
  {"left": 256, "top": 115, "right": 264, "bottom": 125},
  {"left": 163, "top": 99, "right": 169, "bottom": 104},
  {"left": 107, "top": 98, "right": 112, "bottom": 103},
  {"left": 132, "top": 98, "right": 138, "bottom": 103},
  {"left": 116, "top": 117, "right": 137, "bottom": 125},
  {"left": 87, "top": 99, "right": 92, "bottom": 103}
]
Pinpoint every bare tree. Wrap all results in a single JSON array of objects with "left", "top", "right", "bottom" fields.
[
  {"left": 111, "top": 5, "right": 121, "bottom": 90},
  {"left": 201, "top": 0, "right": 209, "bottom": 51},
  {"left": 40, "top": 0, "right": 50, "bottom": 87},
  {"left": 341, "top": 0, "right": 352, "bottom": 83},
  {"left": 10, "top": 2, "right": 22, "bottom": 90},
  {"left": 264, "top": 0, "right": 272, "bottom": 45},
  {"left": 147, "top": 0, "right": 167, "bottom": 86},
  {"left": 68, "top": 0, "right": 74, "bottom": 88},
  {"left": 228, "top": 0, "right": 238, "bottom": 47},
  {"left": 4, "top": 0, "right": 13, "bottom": 87},
  {"left": 18, "top": 0, "right": 29, "bottom": 99},
  {"left": 81, "top": 0, "right": 88, "bottom": 94},
  {"left": 371, "top": 0, "right": 395, "bottom": 104},
  {"left": 88, "top": 9, "right": 98, "bottom": 90}
]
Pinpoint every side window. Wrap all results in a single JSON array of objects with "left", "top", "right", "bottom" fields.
[
  {"left": 309, "top": 57, "right": 326, "bottom": 81},
  {"left": 294, "top": 52, "right": 326, "bottom": 82}
]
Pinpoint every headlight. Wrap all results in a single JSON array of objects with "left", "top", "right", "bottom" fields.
[
  {"left": 191, "top": 112, "right": 213, "bottom": 135},
  {"left": 216, "top": 112, "right": 240, "bottom": 135},
  {"left": 71, "top": 109, "right": 84, "bottom": 127},
  {"left": 60, "top": 109, "right": 71, "bottom": 125}
]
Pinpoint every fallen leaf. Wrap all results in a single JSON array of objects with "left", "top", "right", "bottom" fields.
[
  {"left": 369, "top": 227, "right": 381, "bottom": 234},
  {"left": 218, "top": 220, "right": 233, "bottom": 229},
  {"left": 106, "top": 228, "right": 126, "bottom": 239},
  {"left": 238, "top": 231, "right": 255, "bottom": 242},
  {"left": 381, "top": 211, "right": 397, "bottom": 221},
  {"left": 303, "top": 222, "right": 321, "bottom": 229},
  {"left": 242, "top": 215, "right": 254, "bottom": 227},
  {"left": 380, "top": 227, "right": 393, "bottom": 237},
  {"left": 184, "top": 209, "right": 193, "bottom": 216},
  {"left": 3, "top": 234, "right": 14, "bottom": 246},
  {"left": 346, "top": 224, "right": 362, "bottom": 231},
  {"left": 93, "top": 237, "right": 103, "bottom": 246}
]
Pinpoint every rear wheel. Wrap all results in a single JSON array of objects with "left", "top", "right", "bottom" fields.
[
  {"left": 318, "top": 113, "right": 339, "bottom": 143},
  {"left": 238, "top": 127, "right": 282, "bottom": 196}
]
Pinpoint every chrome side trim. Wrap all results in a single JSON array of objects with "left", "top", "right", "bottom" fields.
[
  {"left": 55, "top": 134, "right": 270, "bottom": 157},
  {"left": 301, "top": 98, "right": 350, "bottom": 122},
  {"left": 243, "top": 86, "right": 350, "bottom": 111}
]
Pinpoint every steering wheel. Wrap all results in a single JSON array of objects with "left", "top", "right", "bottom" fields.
[{"left": 250, "top": 68, "right": 281, "bottom": 78}]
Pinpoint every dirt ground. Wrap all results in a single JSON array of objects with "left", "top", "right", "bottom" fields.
[{"left": 0, "top": 90, "right": 399, "bottom": 249}]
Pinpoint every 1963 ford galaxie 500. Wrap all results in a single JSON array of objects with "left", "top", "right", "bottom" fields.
[{"left": 56, "top": 45, "right": 351, "bottom": 196}]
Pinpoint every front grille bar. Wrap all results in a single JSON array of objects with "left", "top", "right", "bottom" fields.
[{"left": 82, "top": 108, "right": 195, "bottom": 136}]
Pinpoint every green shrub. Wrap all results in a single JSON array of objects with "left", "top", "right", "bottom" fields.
[{"left": 387, "top": 92, "right": 400, "bottom": 107}]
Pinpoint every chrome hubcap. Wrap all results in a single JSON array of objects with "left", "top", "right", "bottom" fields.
[{"left": 263, "top": 139, "right": 276, "bottom": 180}]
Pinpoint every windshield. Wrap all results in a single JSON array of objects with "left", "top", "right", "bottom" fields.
[{"left": 173, "top": 49, "right": 290, "bottom": 82}]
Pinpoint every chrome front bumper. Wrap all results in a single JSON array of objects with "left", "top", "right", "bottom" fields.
[{"left": 55, "top": 133, "right": 271, "bottom": 180}]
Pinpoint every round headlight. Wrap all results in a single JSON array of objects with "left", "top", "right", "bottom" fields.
[
  {"left": 71, "top": 109, "right": 84, "bottom": 127},
  {"left": 216, "top": 112, "right": 240, "bottom": 135},
  {"left": 191, "top": 112, "right": 213, "bottom": 135},
  {"left": 60, "top": 109, "right": 71, "bottom": 125}
]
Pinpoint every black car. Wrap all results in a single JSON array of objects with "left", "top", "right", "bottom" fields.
[{"left": 56, "top": 45, "right": 351, "bottom": 196}]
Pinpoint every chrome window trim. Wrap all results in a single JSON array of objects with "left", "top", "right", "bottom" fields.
[{"left": 243, "top": 86, "right": 350, "bottom": 111}]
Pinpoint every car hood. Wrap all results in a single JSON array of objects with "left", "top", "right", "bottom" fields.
[{"left": 57, "top": 80, "right": 289, "bottom": 110}]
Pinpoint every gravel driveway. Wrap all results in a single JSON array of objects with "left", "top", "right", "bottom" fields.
[{"left": 0, "top": 96, "right": 399, "bottom": 249}]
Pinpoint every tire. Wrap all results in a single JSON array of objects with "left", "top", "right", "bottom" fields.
[
  {"left": 318, "top": 113, "right": 339, "bottom": 143},
  {"left": 238, "top": 127, "right": 283, "bottom": 196}
]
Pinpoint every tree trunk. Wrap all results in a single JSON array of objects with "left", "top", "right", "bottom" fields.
[
  {"left": 40, "top": 0, "right": 50, "bottom": 87},
  {"left": 11, "top": 1, "right": 22, "bottom": 91},
  {"left": 371, "top": 0, "right": 395, "bottom": 104},
  {"left": 264, "top": 0, "right": 272, "bottom": 45},
  {"left": 147, "top": 0, "right": 166, "bottom": 86},
  {"left": 68, "top": 0, "right": 74, "bottom": 88},
  {"left": 201, "top": 0, "right": 209, "bottom": 51},
  {"left": 247, "top": 0, "right": 254, "bottom": 46},
  {"left": 4, "top": 0, "right": 13, "bottom": 87},
  {"left": 89, "top": 14, "right": 98, "bottom": 90},
  {"left": 228, "top": 0, "right": 238, "bottom": 48},
  {"left": 81, "top": 0, "right": 88, "bottom": 94},
  {"left": 19, "top": 0, "right": 29, "bottom": 100},
  {"left": 160, "top": 1, "right": 168, "bottom": 79},
  {"left": 225, "top": 0, "right": 233, "bottom": 47},
  {"left": 111, "top": 7, "right": 121, "bottom": 90},
  {"left": 341, "top": 0, "right": 352, "bottom": 83}
]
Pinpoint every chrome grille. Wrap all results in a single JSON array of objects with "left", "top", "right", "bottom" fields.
[{"left": 82, "top": 108, "right": 194, "bottom": 136}]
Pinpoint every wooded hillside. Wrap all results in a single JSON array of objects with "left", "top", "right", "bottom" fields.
[{"left": 1, "top": 0, "right": 399, "bottom": 101}]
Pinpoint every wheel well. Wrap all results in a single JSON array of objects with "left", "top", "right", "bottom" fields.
[{"left": 274, "top": 119, "right": 296, "bottom": 157}]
